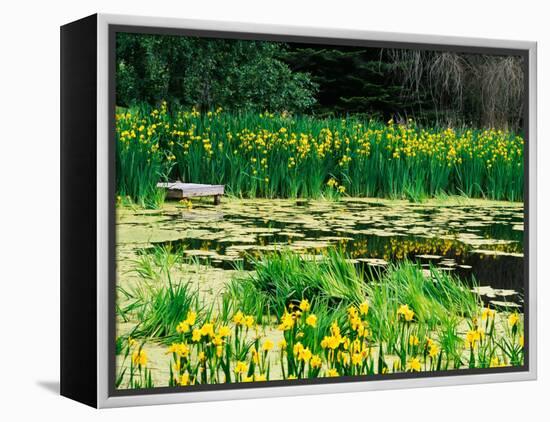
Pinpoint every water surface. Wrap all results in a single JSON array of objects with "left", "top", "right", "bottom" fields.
[{"left": 117, "top": 197, "right": 524, "bottom": 308}]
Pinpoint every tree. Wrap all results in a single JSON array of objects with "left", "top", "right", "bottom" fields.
[
  {"left": 281, "top": 45, "right": 408, "bottom": 118},
  {"left": 116, "top": 33, "right": 318, "bottom": 113},
  {"left": 386, "top": 50, "right": 524, "bottom": 130}
]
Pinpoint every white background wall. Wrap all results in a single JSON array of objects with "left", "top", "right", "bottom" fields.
[{"left": 0, "top": 0, "right": 547, "bottom": 419}]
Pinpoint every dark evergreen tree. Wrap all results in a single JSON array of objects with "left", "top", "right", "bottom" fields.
[{"left": 281, "top": 45, "right": 419, "bottom": 119}]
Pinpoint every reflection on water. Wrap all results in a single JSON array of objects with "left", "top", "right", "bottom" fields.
[{"left": 121, "top": 198, "right": 524, "bottom": 307}]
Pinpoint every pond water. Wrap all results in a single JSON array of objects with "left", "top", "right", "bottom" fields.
[{"left": 117, "top": 197, "right": 525, "bottom": 308}]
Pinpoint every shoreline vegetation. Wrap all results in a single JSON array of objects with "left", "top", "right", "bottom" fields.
[
  {"left": 116, "top": 102, "right": 524, "bottom": 209},
  {"left": 115, "top": 101, "right": 525, "bottom": 389},
  {"left": 114, "top": 35, "right": 526, "bottom": 390},
  {"left": 116, "top": 246, "right": 524, "bottom": 389}
]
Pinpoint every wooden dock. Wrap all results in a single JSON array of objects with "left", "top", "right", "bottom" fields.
[{"left": 157, "top": 182, "right": 225, "bottom": 205}]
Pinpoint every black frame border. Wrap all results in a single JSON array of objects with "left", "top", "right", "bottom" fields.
[
  {"left": 60, "top": 14, "right": 98, "bottom": 407},
  {"left": 107, "top": 23, "right": 531, "bottom": 398}
]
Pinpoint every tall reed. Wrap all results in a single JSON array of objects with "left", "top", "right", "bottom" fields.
[{"left": 116, "top": 103, "right": 524, "bottom": 206}]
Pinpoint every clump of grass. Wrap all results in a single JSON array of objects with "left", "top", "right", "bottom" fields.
[
  {"left": 364, "top": 261, "right": 481, "bottom": 343},
  {"left": 231, "top": 248, "right": 365, "bottom": 316},
  {"left": 132, "top": 244, "right": 186, "bottom": 281},
  {"left": 129, "top": 281, "right": 200, "bottom": 342},
  {"left": 118, "top": 243, "right": 201, "bottom": 343}
]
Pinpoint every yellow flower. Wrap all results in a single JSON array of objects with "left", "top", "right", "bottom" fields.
[
  {"left": 481, "top": 306, "right": 495, "bottom": 320},
  {"left": 397, "top": 304, "right": 408, "bottom": 315},
  {"left": 352, "top": 353, "right": 362, "bottom": 365},
  {"left": 198, "top": 351, "right": 206, "bottom": 362},
  {"left": 339, "top": 352, "right": 350, "bottom": 365},
  {"left": 250, "top": 347, "right": 259, "bottom": 364},
  {"left": 233, "top": 310, "right": 244, "bottom": 325},
  {"left": 176, "top": 321, "right": 190, "bottom": 334},
  {"left": 326, "top": 178, "right": 338, "bottom": 188},
  {"left": 191, "top": 328, "right": 202, "bottom": 342},
  {"left": 255, "top": 374, "right": 267, "bottom": 381},
  {"left": 326, "top": 368, "right": 339, "bottom": 377},
  {"left": 330, "top": 321, "right": 341, "bottom": 337},
  {"left": 508, "top": 312, "right": 520, "bottom": 327},
  {"left": 178, "top": 372, "right": 191, "bottom": 386},
  {"left": 465, "top": 330, "right": 481, "bottom": 348},
  {"left": 186, "top": 311, "right": 197, "bottom": 326},
  {"left": 243, "top": 375, "right": 254, "bottom": 382},
  {"left": 293, "top": 342, "right": 304, "bottom": 356},
  {"left": 428, "top": 343, "right": 440, "bottom": 358},
  {"left": 299, "top": 299, "right": 311, "bottom": 312},
  {"left": 409, "top": 335, "right": 419, "bottom": 347},
  {"left": 349, "top": 315, "right": 362, "bottom": 331},
  {"left": 407, "top": 357, "right": 421, "bottom": 372},
  {"left": 397, "top": 304, "right": 415, "bottom": 322},
  {"left": 359, "top": 302, "right": 369, "bottom": 316},
  {"left": 306, "top": 314, "right": 317, "bottom": 328},
  {"left": 337, "top": 185, "right": 346, "bottom": 194},
  {"left": 278, "top": 339, "right": 287, "bottom": 350},
  {"left": 218, "top": 325, "right": 231, "bottom": 338},
  {"left": 262, "top": 339, "right": 274, "bottom": 352},
  {"left": 278, "top": 312, "right": 294, "bottom": 331},
  {"left": 200, "top": 322, "right": 215, "bottom": 337},
  {"left": 132, "top": 349, "right": 147, "bottom": 367},
  {"left": 234, "top": 361, "right": 248, "bottom": 375},
  {"left": 166, "top": 342, "right": 189, "bottom": 357},
  {"left": 287, "top": 375, "right": 297, "bottom": 380},
  {"left": 347, "top": 305, "right": 358, "bottom": 318},
  {"left": 298, "top": 347, "right": 312, "bottom": 362},
  {"left": 243, "top": 315, "right": 254, "bottom": 328},
  {"left": 310, "top": 355, "right": 322, "bottom": 369},
  {"left": 321, "top": 335, "right": 340, "bottom": 350}
]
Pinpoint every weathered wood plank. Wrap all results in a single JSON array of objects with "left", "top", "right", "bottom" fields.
[{"left": 157, "top": 182, "right": 225, "bottom": 203}]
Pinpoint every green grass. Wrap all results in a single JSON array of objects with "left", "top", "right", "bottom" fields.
[
  {"left": 116, "top": 246, "right": 524, "bottom": 385},
  {"left": 118, "top": 244, "right": 201, "bottom": 343},
  {"left": 228, "top": 248, "right": 365, "bottom": 316},
  {"left": 115, "top": 103, "right": 524, "bottom": 207},
  {"left": 122, "top": 279, "right": 200, "bottom": 343},
  {"left": 226, "top": 250, "right": 481, "bottom": 345},
  {"left": 365, "top": 262, "right": 480, "bottom": 326},
  {"left": 364, "top": 262, "right": 480, "bottom": 350}
]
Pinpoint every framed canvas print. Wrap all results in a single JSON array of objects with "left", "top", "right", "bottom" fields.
[{"left": 60, "top": 13, "right": 537, "bottom": 408}]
